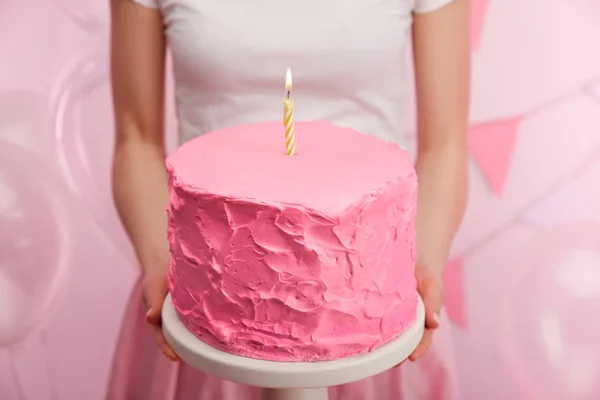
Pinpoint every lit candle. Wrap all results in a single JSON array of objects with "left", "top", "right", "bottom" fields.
[{"left": 283, "top": 68, "right": 295, "bottom": 156}]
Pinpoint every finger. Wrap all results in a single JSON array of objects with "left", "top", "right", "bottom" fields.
[
  {"left": 145, "top": 306, "right": 163, "bottom": 326},
  {"left": 418, "top": 279, "right": 444, "bottom": 330},
  {"left": 426, "top": 310, "right": 441, "bottom": 330},
  {"left": 397, "top": 327, "right": 434, "bottom": 367},
  {"left": 408, "top": 328, "right": 433, "bottom": 362},
  {"left": 154, "top": 325, "right": 179, "bottom": 361},
  {"left": 144, "top": 280, "right": 169, "bottom": 325}
]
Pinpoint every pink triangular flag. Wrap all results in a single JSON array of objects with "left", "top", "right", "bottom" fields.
[
  {"left": 471, "top": 0, "right": 488, "bottom": 51},
  {"left": 468, "top": 117, "right": 522, "bottom": 196},
  {"left": 443, "top": 258, "right": 466, "bottom": 329}
]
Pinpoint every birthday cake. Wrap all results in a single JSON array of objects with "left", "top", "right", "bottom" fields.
[{"left": 166, "top": 121, "right": 418, "bottom": 362}]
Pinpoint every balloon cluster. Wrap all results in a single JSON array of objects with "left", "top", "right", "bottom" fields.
[
  {"left": 501, "top": 222, "right": 600, "bottom": 400},
  {"left": 0, "top": 141, "right": 76, "bottom": 346}
]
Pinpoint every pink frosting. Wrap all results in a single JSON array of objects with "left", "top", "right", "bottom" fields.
[{"left": 166, "top": 121, "right": 418, "bottom": 362}]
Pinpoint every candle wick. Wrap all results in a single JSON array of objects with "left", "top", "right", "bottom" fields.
[{"left": 287, "top": 90, "right": 290, "bottom": 99}]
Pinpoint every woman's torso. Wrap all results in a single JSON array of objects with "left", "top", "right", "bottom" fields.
[{"left": 157, "top": 0, "right": 417, "bottom": 146}]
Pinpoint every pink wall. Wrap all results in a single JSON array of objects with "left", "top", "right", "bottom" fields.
[{"left": 1, "top": 1, "right": 600, "bottom": 399}]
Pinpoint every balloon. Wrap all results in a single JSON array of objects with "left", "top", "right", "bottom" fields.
[
  {"left": 0, "top": 140, "right": 76, "bottom": 346},
  {"left": 0, "top": 91, "right": 46, "bottom": 150},
  {"left": 50, "top": 32, "right": 109, "bottom": 199},
  {"left": 500, "top": 222, "right": 600, "bottom": 400}
]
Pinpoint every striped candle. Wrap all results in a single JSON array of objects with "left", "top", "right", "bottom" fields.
[{"left": 283, "top": 68, "right": 295, "bottom": 156}]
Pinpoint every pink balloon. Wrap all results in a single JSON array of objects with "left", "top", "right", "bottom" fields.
[
  {"left": 500, "top": 222, "right": 600, "bottom": 400},
  {"left": 0, "top": 140, "right": 76, "bottom": 346}
]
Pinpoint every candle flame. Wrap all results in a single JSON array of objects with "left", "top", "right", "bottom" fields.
[{"left": 285, "top": 68, "right": 293, "bottom": 93}]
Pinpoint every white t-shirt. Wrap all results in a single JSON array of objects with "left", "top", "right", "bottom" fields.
[{"left": 129, "top": 0, "right": 454, "bottom": 146}]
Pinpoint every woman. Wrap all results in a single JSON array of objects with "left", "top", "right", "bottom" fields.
[{"left": 107, "top": 0, "right": 469, "bottom": 398}]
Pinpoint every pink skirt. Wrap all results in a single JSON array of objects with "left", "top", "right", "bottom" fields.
[{"left": 106, "top": 277, "right": 461, "bottom": 400}]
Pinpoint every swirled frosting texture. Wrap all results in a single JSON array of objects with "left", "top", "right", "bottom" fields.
[{"left": 166, "top": 121, "right": 418, "bottom": 362}]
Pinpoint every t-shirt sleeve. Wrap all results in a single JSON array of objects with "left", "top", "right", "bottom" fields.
[
  {"left": 128, "top": 0, "right": 159, "bottom": 9},
  {"left": 412, "top": 0, "right": 456, "bottom": 14}
]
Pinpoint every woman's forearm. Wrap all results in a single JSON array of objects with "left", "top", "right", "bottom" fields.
[
  {"left": 414, "top": 143, "right": 468, "bottom": 275},
  {"left": 112, "top": 138, "right": 170, "bottom": 270}
]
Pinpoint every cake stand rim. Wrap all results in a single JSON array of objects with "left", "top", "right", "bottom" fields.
[{"left": 162, "top": 293, "right": 425, "bottom": 388}]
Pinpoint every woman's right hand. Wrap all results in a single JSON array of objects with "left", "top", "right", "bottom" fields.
[{"left": 142, "top": 264, "right": 180, "bottom": 362}]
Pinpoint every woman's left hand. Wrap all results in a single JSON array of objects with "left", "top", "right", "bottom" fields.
[{"left": 407, "top": 264, "right": 445, "bottom": 362}]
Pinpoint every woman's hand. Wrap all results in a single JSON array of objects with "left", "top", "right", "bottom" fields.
[
  {"left": 400, "top": 0, "right": 470, "bottom": 365},
  {"left": 408, "top": 264, "right": 444, "bottom": 362},
  {"left": 394, "top": 264, "right": 444, "bottom": 368},
  {"left": 142, "top": 263, "right": 179, "bottom": 362}
]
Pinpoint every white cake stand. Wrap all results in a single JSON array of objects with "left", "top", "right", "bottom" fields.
[{"left": 163, "top": 294, "right": 425, "bottom": 400}]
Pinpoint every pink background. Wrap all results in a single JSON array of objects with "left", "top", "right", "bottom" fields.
[{"left": 1, "top": 0, "right": 600, "bottom": 399}]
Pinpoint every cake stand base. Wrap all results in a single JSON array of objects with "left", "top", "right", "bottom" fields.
[{"left": 163, "top": 294, "right": 425, "bottom": 400}]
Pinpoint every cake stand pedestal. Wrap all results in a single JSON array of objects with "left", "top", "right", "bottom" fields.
[{"left": 163, "top": 294, "right": 425, "bottom": 400}]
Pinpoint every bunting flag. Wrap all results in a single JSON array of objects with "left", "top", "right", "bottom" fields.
[
  {"left": 443, "top": 258, "right": 466, "bottom": 328},
  {"left": 468, "top": 117, "right": 522, "bottom": 196},
  {"left": 471, "top": 0, "right": 488, "bottom": 51}
]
